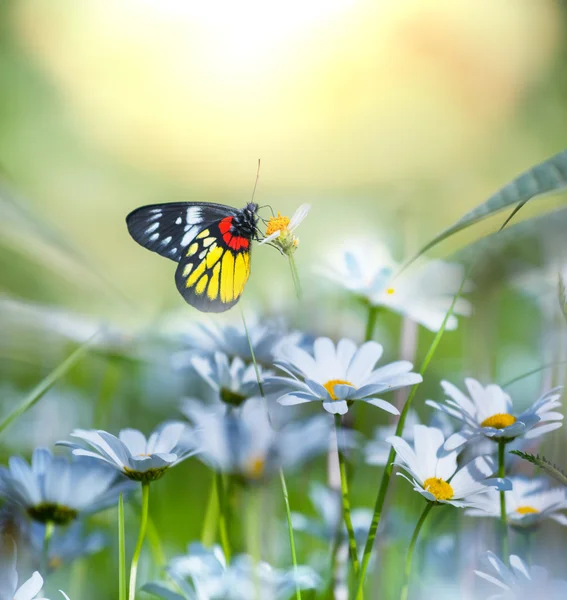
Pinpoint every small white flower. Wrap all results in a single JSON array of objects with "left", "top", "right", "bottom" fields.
[
  {"left": 0, "top": 541, "right": 70, "bottom": 600},
  {"left": 58, "top": 423, "right": 197, "bottom": 482},
  {"left": 143, "top": 543, "right": 320, "bottom": 600},
  {"left": 0, "top": 449, "right": 132, "bottom": 525},
  {"left": 365, "top": 409, "right": 453, "bottom": 467},
  {"left": 182, "top": 397, "right": 332, "bottom": 481},
  {"left": 176, "top": 315, "right": 302, "bottom": 367},
  {"left": 291, "top": 483, "right": 372, "bottom": 544},
  {"left": 320, "top": 240, "right": 472, "bottom": 331},
  {"left": 387, "top": 425, "right": 509, "bottom": 507},
  {"left": 191, "top": 351, "right": 272, "bottom": 406},
  {"left": 266, "top": 337, "right": 422, "bottom": 415},
  {"left": 466, "top": 476, "right": 567, "bottom": 528},
  {"left": 475, "top": 551, "right": 567, "bottom": 599},
  {"left": 426, "top": 379, "right": 563, "bottom": 451},
  {"left": 260, "top": 204, "right": 310, "bottom": 254}
]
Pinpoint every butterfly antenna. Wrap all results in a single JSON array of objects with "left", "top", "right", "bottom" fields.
[{"left": 251, "top": 159, "right": 261, "bottom": 204}]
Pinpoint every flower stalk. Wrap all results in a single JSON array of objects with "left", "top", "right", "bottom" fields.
[
  {"left": 498, "top": 440, "right": 509, "bottom": 563},
  {"left": 216, "top": 471, "right": 232, "bottom": 563},
  {"left": 400, "top": 503, "right": 434, "bottom": 600},
  {"left": 128, "top": 481, "right": 150, "bottom": 600},
  {"left": 334, "top": 414, "right": 360, "bottom": 577},
  {"left": 118, "top": 493, "right": 126, "bottom": 600}
]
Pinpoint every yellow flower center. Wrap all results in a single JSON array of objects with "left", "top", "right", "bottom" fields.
[
  {"left": 386, "top": 287, "right": 395, "bottom": 295},
  {"left": 323, "top": 379, "right": 354, "bottom": 400},
  {"left": 247, "top": 456, "right": 265, "bottom": 479},
  {"left": 265, "top": 212, "right": 290, "bottom": 236},
  {"left": 49, "top": 556, "right": 64, "bottom": 570},
  {"left": 480, "top": 413, "right": 517, "bottom": 429},
  {"left": 516, "top": 506, "right": 539, "bottom": 515},
  {"left": 423, "top": 477, "right": 454, "bottom": 501}
]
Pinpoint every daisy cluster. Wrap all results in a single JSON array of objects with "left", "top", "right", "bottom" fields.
[{"left": 2, "top": 217, "right": 567, "bottom": 600}]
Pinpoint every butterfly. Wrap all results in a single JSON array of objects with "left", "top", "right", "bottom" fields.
[{"left": 126, "top": 202, "right": 259, "bottom": 312}]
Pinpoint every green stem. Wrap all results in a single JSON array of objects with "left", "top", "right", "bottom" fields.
[
  {"left": 247, "top": 486, "right": 262, "bottom": 600},
  {"left": 334, "top": 414, "right": 360, "bottom": 577},
  {"left": 216, "top": 471, "right": 232, "bottom": 563},
  {"left": 364, "top": 305, "right": 379, "bottom": 342},
  {"left": 241, "top": 307, "right": 302, "bottom": 591},
  {"left": 128, "top": 482, "right": 150, "bottom": 600},
  {"left": 400, "top": 503, "right": 433, "bottom": 600},
  {"left": 355, "top": 269, "right": 470, "bottom": 600},
  {"left": 240, "top": 308, "right": 265, "bottom": 398},
  {"left": 498, "top": 440, "right": 509, "bottom": 563},
  {"left": 119, "top": 494, "right": 126, "bottom": 600},
  {"left": 201, "top": 473, "right": 220, "bottom": 547},
  {"left": 279, "top": 468, "right": 302, "bottom": 600},
  {"left": 41, "top": 521, "right": 54, "bottom": 574},
  {"left": 288, "top": 253, "right": 302, "bottom": 300}
]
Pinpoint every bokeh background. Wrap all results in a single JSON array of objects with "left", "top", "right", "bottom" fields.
[{"left": 2, "top": 0, "right": 567, "bottom": 598}]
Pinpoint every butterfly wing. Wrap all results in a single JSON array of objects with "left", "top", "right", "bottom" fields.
[
  {"left": 126, "top": 202, "right": 237, "bottom": 262},
  {"left": 174, "top": 220, "right": 252, "bottom": 313}
]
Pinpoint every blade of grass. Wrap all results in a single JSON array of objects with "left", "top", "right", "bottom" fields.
[
  {"left": 0, "top": 333, "right": 96, "bottom": 436},
  {"left": 407, "top": 149, "right": 567, "bottom": 264},
  {"left": 119, "top": 494, "right": 126, "bottom": 600}
]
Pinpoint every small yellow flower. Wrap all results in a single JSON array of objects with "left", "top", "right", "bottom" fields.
[{"left": 260, "top": 204, "right": 310, "bottom": 256}]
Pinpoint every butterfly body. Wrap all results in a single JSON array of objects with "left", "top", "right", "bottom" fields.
[{"left": 126, "top": 201, "right": 258, "bottom": 312}]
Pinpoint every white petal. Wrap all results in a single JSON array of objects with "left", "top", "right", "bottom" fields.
[{"left": 14, "top": 572, "right": 43, "bottom": 600}]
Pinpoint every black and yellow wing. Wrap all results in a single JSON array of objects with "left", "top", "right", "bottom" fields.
[
  {"left": 126, "top": 202, "right": 256, "bottom": 312},
  {"left": 174, "top": 221, "right": 251, "bottom": 313}
]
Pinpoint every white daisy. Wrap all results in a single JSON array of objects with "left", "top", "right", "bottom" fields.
[
  {"left": 365, "top": 410, "right": 454, "bottom": 467},
  {"left": 143, "top": 542, "right": 320, "bottom": 600},
  {"left": 291, "top": 483, "right": 372, "bottom": 544},
  {"left": 260, "top": 204, "right": 310, "bottom": 255},
  {"left": 319, "top": 239, "right": 472, "bottom": 331},
  {"left": 182, "top": 397, "right": 332, "bottom": 481},
  {"left": 191, "top": 351, "right": 272, "bottom": 407},
  {"left": 426, "top": 379, "right": 563, "bottom": 451},
  {"left": 387, "top": 425, "right": 509, "bottom": 507},
  {"left": 266, "top": 337, "right": 422, "bottom": 415},
  {"left": 475, "top": 551, "right": 567, "bottom": 599},
  {"left": 0, "top": 449, "right": 133, "bottom": 525},
  {"left": 466, "top": 476, "right": 567, "bottom": 528},
  {"left": 175, "top": 315, "right": 302, "bottom": 367},
  {"left": 0, "top": 541, "right": 70, "bottom": 600},
  {"left": 58, "top": 422, "right": 197, "bottom": 482}
]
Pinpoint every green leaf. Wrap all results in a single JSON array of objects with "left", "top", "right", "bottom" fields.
[
  {"left": 559, "top": 273, "right": 567, "bottom": 325},
  {"left": 412, "top": 149, "right": 567, "bottom": 261},
  {"left": 510, "top": 450, "right": 567, "bottom": 487},
  {"left": 0, "top": 334, "right": 95, "bottom": 436}
]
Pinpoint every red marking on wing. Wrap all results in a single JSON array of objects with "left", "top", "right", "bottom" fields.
[
  {"left": 218, "top": 216, "right": 250, "bottom": 250},
  {"left": 222, "top": 233, "right": 249, "bottom": 250},
  {"left": 219, "top": 216, "right": 233, "bottom": 234}
]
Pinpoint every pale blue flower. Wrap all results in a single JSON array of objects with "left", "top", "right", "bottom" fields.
[
  {"left": 143, "top": 542, "right": 320, "bottom": 600},
  {"left": 182, "top": 397, "right": 331, "bottom": 481},
  {"left": 319, "top": 240, "right": 471, "bottom": 331},
  {"left": 266, "top": 337, "right": 421, "bottom": 415},
  {"left": 58, "top": 422, "right": 197, "bottom": 482},
  {"left": 191, "top": 352, "right": 272, "bottom": 406},
  {"left": 0, "top": 508, "right": 104, "bottom": 573},
  {"left": 0, "top": 541, "right": 70, "bottom": 600},
  {"left": 426, "top": 379, "right": 563, "bottom": 451},
  {"left": 475, "top": 551, "right": 567, "bottom": 599},
  {"left": 466, "top": 476, "right": 567, "bottom": 528},
  {"left": 291, "top": 483, "right": 371, "bottom": 544},
  {"left": 0, "top": 449, "right": 133, "bottom": 525},
  {"left": 175, "top": 315, "right": 302, "bottom": 366}
]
